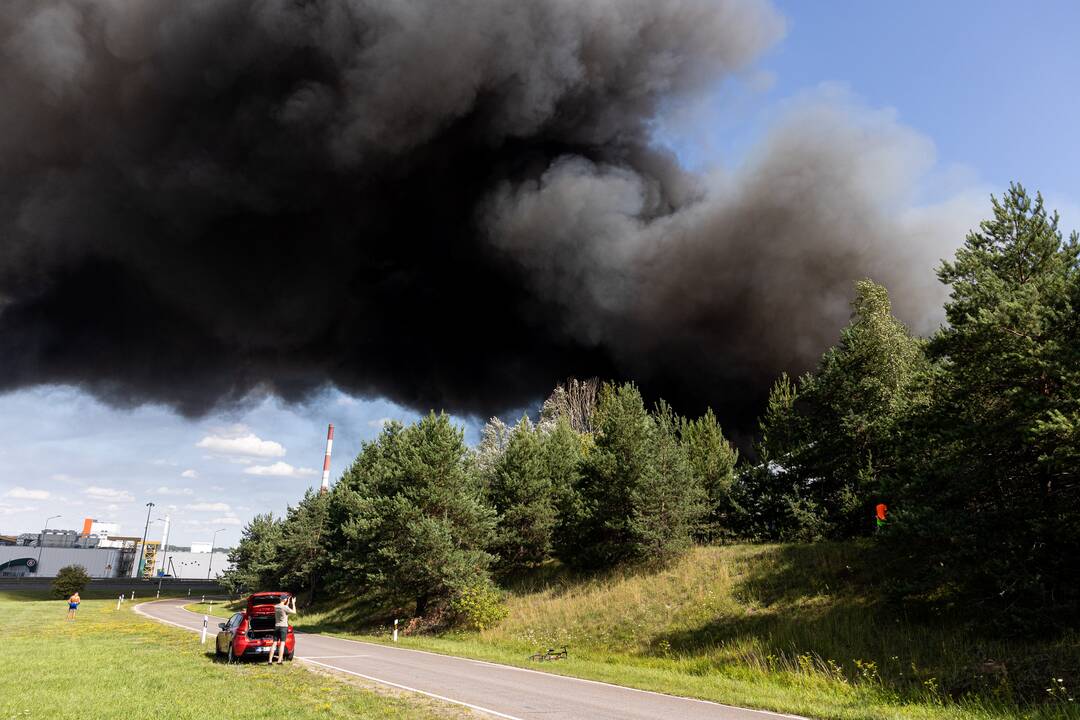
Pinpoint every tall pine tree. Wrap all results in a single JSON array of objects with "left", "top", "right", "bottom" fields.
[
  {"left": 894, "top": 185, "right": 1079, "bottom": 631},
  {"left": 488, "top": 417, "right": 557, "bottom": 574},
  {"left": 330, "top": 414, "right": 496, "bottom": 615}
]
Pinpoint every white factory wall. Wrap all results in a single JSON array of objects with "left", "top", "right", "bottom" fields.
[{"left": 0, "top": 546, "right": 122, "bottom": 578}]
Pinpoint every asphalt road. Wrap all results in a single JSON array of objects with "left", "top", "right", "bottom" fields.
[{"left": 136, "top": 598, "right": 806, "bottom": 720}]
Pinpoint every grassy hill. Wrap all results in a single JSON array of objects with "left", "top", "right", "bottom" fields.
[{"left": 197, "top": 542, "right": 1078, "bottom": 719}]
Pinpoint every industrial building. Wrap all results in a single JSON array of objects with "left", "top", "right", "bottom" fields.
[{"left": 1, "top": 518, "right": 232, "bottom": 579}]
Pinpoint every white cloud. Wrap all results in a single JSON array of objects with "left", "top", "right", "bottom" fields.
[
  {"left": 196, "top": 432, "right": 285, "bottom": 458},
  {"left": 0, "top": 502, "right": 35, "bottom": 516},
  {"left": 50, "top": 473, "right": 76, "bottom": 483},
  {"left": 211, "top": 516, "right": 243, "bottom": 526},
  {"left": 83, "top": 486, "right": 135, "bottom": 502},
  {"left": 156, "top": 486, "right": 194, "bottom": 496},
  {"left": 367, "top": 417, "right": 395, "bottom": 428},
  {"left": 180, "top": 469, "right": 198, "bottom": 479},
  {"left": 6, "top": 486, "right": 49, "bottom": 500},
  {"left": 243, "top": 462, "right": 317, "bottom": 478},
  {"left": 185, "top": 502, "right": 230, "bottom": 512}
]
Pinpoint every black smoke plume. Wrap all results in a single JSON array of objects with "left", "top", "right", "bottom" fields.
[{"left": 0, "top": 0, "right": 977, "bottom": 429}]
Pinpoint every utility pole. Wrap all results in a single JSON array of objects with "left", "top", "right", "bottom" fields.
[
  {"left": 138, "top": 502, "right": 155, "bottom": 579},
  {"left": 36, "top": 515, "right": 61, "bottom": 575},
  {"left": 207, "top": 528, "right": 225, "bottom": 580}
]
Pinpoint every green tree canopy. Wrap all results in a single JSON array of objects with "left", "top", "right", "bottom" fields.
[
  {"left": 275, "top": 489, "right": 331, "bottom": 601},
  {"left": 52, "top": 565, "right": 90, "bottom": 599},
  {"left": 488, "top": 417, "right": 557, "bottom": 574},
  {"left": 222, "top": 513, "right": 283, "bottom": 593},
  {"left": 893, "top": 185, "right": 1080, "bottom": 630},
  {"left": 737, "top": 280, "right": 932, "bottom": 540},
  {"left": 562, "top": 383, "right": 705, "bottom": 568},
  {"left": 681, "top": 407, "right": 738, "bottom": 541},
  {"left": 329, "top": 413, "right": 496, "bottom": 615}
]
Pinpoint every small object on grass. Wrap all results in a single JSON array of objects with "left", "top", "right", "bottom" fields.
[{"left": 529, "top": 646, "right": 568, "bottom": 662}]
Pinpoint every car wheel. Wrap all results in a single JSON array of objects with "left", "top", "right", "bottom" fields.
[
  {"left": 285, "top": 650, "right": 293, "bottom": 661},
  {"left": 227, "top": 645, "right": 236, "bottom": 664}
]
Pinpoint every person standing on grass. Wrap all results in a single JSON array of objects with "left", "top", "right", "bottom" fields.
[
  {"left": 269, "top": 594, "right": 296, "bottom": 665},
  {"left": 67, "top": 592, "right": 80, "bottom": 620}
]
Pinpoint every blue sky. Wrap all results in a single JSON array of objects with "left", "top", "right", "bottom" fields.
[{"left": 2, "top": 1, "right": 1077, "bottom": 546}]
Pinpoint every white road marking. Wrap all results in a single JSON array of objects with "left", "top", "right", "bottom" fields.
[
  {"left": 300, "top": 657, "right": 524, "bottom": 720},
  {"left": 297, "top": 654, "right": 370, "bottom": 659}
]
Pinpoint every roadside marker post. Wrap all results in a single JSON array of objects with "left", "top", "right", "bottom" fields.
[
  {"left": 393, "top": 619, "right": 398, "bottom": 643},
  {"left": 117, "top": 595, "right": 122, "bottom": 610},
  {"left": 156, "top": 590, "right": 160, "bottom": 598},
  {"left": 130, "top": 591, "right": 135, "bottom": 601},
  {"left": 201, "top": 615, "right": 208, "bottom": 645}
]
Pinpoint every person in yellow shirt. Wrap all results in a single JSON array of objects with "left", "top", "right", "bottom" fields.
[{"left": 67, "top": 592, "right": 80, "bottom": 620}]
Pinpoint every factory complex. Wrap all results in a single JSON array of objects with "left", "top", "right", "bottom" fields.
[{"left": 0, "top": 517, "right": 232, "bottom": 579}]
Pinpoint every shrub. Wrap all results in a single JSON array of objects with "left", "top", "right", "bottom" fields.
[
  {"left": 449, "top": 582, "right": 508, "bottom": 631},
  {"left": 52, "top": 565, "right": 90, "bottom": 598}
]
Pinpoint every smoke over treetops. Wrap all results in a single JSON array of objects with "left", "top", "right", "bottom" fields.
[{"left": 0, "top": 0, "right": 982, "bottom": 428}]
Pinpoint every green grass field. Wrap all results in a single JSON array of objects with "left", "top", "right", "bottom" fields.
[
  {"left": 0, "top": 591, "right": 473, "bottom": 720},
  {"left": 192, "top": 543, "right": 1079, "bottom": 720}
]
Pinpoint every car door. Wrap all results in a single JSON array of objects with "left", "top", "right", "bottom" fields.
[{"left": 217, "top": 613, "right": 243, "bottom": 654}]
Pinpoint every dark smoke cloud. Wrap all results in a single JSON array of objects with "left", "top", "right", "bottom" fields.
[{"left": 0, "top": 0, "right": 977, "bottom": 429}]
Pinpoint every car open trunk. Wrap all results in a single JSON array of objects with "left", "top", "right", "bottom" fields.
[{"left": 247, "top": 592, "right": 289, "bottom": 639}]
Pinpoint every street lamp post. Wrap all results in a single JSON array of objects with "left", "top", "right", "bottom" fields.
[
  {"left": 154, "top": 515, "right": 171, "bottom": 594},
  {"left": 156, "top": 515, "right": 171, "bottom": 577},
  {"left": 207, "top": 528, "right": 225, "bottom": 580},
  {"left": 36, "top": 515, "right": 61, "bottom": 575},
  {"left": 138, "top": 502, "right": 155, "bottom": 579}
]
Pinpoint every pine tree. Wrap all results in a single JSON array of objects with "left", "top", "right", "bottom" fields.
[
  {"left": 680, "top": 408, "right": 738, "bottom": 541},
  {"left": 563, "top": 383, "right": 703, "bottom": 568},
  {"left": 739, "top": 281, "right": 931, "bottom": 540},
  {"left": 894, "top": 185, "right": 1080, "bottom": 631},
  {"left": 488, "top": 417, "right": 557, "bottom": 574},
  {"left": 632, "top": 401, "right": 706, "bottom": 562},
  {"left": 222, "top": 513, "right": 283, "bottom": 593},
  {"left": 275, "top": 489, "right": 331, "bottom": 601},
  {"left": 330, "top": 413, "right": 496, "bottom": 615}
]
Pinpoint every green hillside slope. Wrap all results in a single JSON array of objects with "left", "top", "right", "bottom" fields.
[{"left": 194, "top": 543, "right": 1079, "bottom": 720}]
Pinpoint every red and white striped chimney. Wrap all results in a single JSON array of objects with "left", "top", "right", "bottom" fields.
[{"left": 320, "top": 423, "right": 334, "bottom": 494}]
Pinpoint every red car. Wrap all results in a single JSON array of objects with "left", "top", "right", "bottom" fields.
[{"left": 215, "top": 591, "right": 296, "bottom": 663}]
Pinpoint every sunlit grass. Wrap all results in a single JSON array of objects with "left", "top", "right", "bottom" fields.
[{"left": 0, "top": 593, "right": 471, "bottom": 720}]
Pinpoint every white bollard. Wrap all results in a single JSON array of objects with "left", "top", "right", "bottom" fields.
[
  {"left": 201, "top": 615, "right": 208, "bottom": 645},
  {"left": 156, "top": 590, "right": 160, "bottom": 598},
  {"left": 130, "top": 591, "right": 135, "bottom": 601},
  {"left": 117, "top": 595, "right": 123, "bottom": 610},
  {"left": 393, "top": 619, "right": 398, "bottom": 643}
]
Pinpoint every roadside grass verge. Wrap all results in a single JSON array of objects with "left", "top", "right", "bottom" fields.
[
  {"left": 202, "top": 543, "right": 1078, "bottom": 720},
  {"left": 0, "top": 592, "right": 472, "bottom": 720}
]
